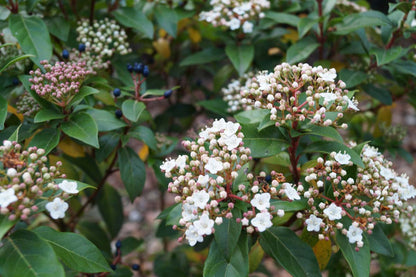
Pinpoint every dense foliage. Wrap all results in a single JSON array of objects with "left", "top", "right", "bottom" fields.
[{"left": 1, "top": 0, "right": 416, "bottom": 276}]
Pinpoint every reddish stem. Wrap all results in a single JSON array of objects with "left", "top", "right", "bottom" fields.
[{"left": 317, "top": 0, "right": 325, "bottom": 59}]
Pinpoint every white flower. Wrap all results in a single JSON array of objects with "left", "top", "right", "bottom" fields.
[
  {"left": 323, "top": 203, "right": 342, "bottom": 220},
  {"left": 242, "top": 21, "right": 253, "bottom": 33},
  {"left": 250, "top": 193, "right": 271, "bottom": 211},
  {"left": 6, "top": 168, "right": 17, "bottom": 177},
  {"left": 185, "top": 224, "right": 204, "bottom": 246},
  {"left": 58, "top": 180, "right": 79, "bottom": 194},
  {"left": 191, "top": 190, "right": 210, "bottom": 209},
  {"left": 346, "top": 224, "right": 363, "bottom": 244},
  {"left": 380, "top": 166, "right": 395, "bottom": 180},
  {"left": 223, "top": 121, "right": 240, "bottom": 136},
  {"left": 320, "top": 92, "right": 337, "bottom": 102},
  {"left": 334, "top": 151, "right": 351, "bottom": 165},
  {"left": 411, "top": 19, "right": 416, "bottom": 27},
  {"left": 194, "top": 213, "right": 215, "bottom": 235},
  {"left": 305, "top": 215, "right": 323, "bottom": 232},
  {"left": 45, "top": 198, "right": 69, "bottom": 219},
  {"left": 229, "top": 18, "right": 241, "bottom": 30},
  {"left": 218, "top": 133, "right": 242, "bottom": 149},
  {"left": 1, "top": 28, "right": 18, "bottom": 44},
  {"left": 0, "top": 188, "right": 18, "bottom": 208},
  {"left": 211, "top": 118, "right": 227, "bottom": 133},
  {"left": 241, "top": 217, "right": 249, "bottom": 226},
  {"left": 175, "top": 155, "right": 187, "bottom": 170},
  {"left": 343, "top": 96, "right": 359, "bottom": 111},
  {"left": 362, "top": 145, "right": 379, "bottom": 158},
  {"left": 284, "top": 183, "right": 300, "bottom": 200},
  {"left": 318, "top": 71, "right": 337, "bottom": 82},
  {"left": 205, "top": 158, "right": 224, "bottom": 174},
  {"left": 160, "top": 159, "right": 176, "bottom": 173},
  {"left": 257, "top": 72, "right": 271, "bottom": 91},
  {"left": 251, "top": 211, "right": 273, "bottom": 232},
  {"left": 182, "top": 203, "right": 198, "bottom": 222},
  {"left": 197, "top": 175, "right": 210, "bottom": 186}
]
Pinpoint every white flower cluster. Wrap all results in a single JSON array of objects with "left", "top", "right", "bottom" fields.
[
  {"left": 337, "top": 0, "right": 367, "bottom": 13},
  {"left": 222, "top": 72, "right": 254, "bottom": 113},
  {"left": 399, "top": 204, "right": 416, "bottom": 249},
  {"left": 0, "top": 141, "right": 79, "bottom": 221},
  {"left": 300, "top": 145, "right": 415, "bottom": 248},
  {"left": 199, "top": 0, "right": 270, "bottom": 33},
  {"left": 242, "top": 63, "right": 359, "bottom": 128},
  {"left": 160, "top": 119, "right": 298, "bottom": 246}
]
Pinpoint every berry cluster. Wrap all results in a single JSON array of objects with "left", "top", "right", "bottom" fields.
[
  {"left": 0, "top": 140, "right": 79, "bottom": 221},
  {"left": 199, "top": 0, "right": 270, "bottom": 33},
  {"left": 16, "top": 92, "right": 40, "bottom": 117},
  {"left": 242, "top": 63, "right": 358, "bottom": 128},
  {"left": 299, "top": 144, "right": 415, "bottom": 248},
  {"left": 222, "top": 72, "right": 254, "bottom": 113},
  {"left": 160, "top": 119, "right": 299, "bottom": 246},
  {"left": 29, "top": 60, "right": 92, "bottom": 107}
]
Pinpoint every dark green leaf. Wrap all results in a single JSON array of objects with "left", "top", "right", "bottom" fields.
[
  {"left": 44, "top": 17, "right": 70, "bottom": 41},
  {"left": 8, "top": 14, "right": 52, "bottom": 66},
  {"left": 235, "top": 109, "right": 270, "bottom": 125},
  {"left": 28, "top": 128, "right": 60, "bottom": 155},
  {"left": 366, "top": 224, "right": 393, "bottom": 257},
  {"left": 298, "top": 16, "right": 319, "bottom": 38},
  {"left": 98, "top": 184, "right": 124, "bottom": 238},
  {"left": 166, "top": 203, "right": 182, "bottom": 226},
  {"left": 334, "top": 11, "right": 392, "bottom": 35},
  {"left": 34, "top": 226, "right": 111, "bottom": 273},
  {"left": 214, "top": 210, "right": 242, "bottom": 260},
  {"left": 265, "top": 12, "right": 299, "bottom": 26},
  {"left": 0, "top": 230, "right": 65, "bottom": 277},
  {"left": 69, "top": 86, "right": 99, "bottom": 107},
  {"left": 197, "top": 99, "right": 229, "bottom": 117},
  {"left": 0, "top": 54, "right": 34, "bottom": 74},
  {"left": 361, "top": 84, "right": 392, "bottom": 105},
  {"left": 294, "top": 125, "right": 343, "bottom": 143},
  {"left": 34, "top": 108, "right": 65, "bottom": 123},
  {"left": 61, "top": 112, "right": 99, "bottom": 148},
  {"left": 270, "top": 199, "right": 308, "bottom": 212},
  {"left": 77, "top": 221, "right": 112, "bottom": 257},
  {"left": 0, "top": 214, "right": 15, "bottom": 239},
  {"left": 387, "top": 60, "right": 416, "bottom": 77},
  {"left": 154, "top": 5, "right": 178, "bottom": 38},
  {"left": 0, "top": 95, "right": 7, "bottom": 130},
  {"left": 118, "top": 146, "right": 146, "bottom": 201},
  {"left": 120, "top": 237, "right": 143, "bottom": 255},
  {"left": 96, "top": 132, "right": 120, "bottom": 162},
  {"left": 121, "top": 99, "right": 146, "bottom": 122},
  {"left": 225, "top": 44, "right": 254, "bottom": 76},
  {"left": 370, "top": 47, "right": 407, "bottom": 66},
  {"left": 86, "top": 109, "right": 127, "bottom": 132},
  {"left": 260, "top": 227, "right": 321, "bottom": 277},
  {"left": 286, "top": 37, "right": 319, "bottom": 65},
  {"left": 128, "top": 125, "right": 157, "bottom": 151},
  {"left": 338, "top": 69, "right": 367, "bottom": 89},
  {"left": 335, "top": 231, "right": 370, "bottom": 277},
  {"left": 113, "top": 7, "right": 153, "bottom": 39},
  {"left": 180, "top": 48, "right": 225, "bottom": 66}
]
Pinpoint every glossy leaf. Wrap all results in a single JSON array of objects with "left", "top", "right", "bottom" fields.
[
  {"left": 128, "top": 125, "right": 157, "bottom": 151},
  {"left": 121, "top": 99, "right": 146, "bottom": 122},
  {"left": 44, "top": 17, "right": 70, "bottom": 41},
  {"left": 180, "top": 48, "right": 225, "bottom": 66},
  {"left": 197, "top": 99, "right": 229, "bottom": 117},
  {"left": 361, "top": 84, "right": 392, "bottom": 105},
  {"left": 0, "top": 214, "right": 15, "bottom": 239},
  {"left": 0, "top": 95, "right": 7, "bottom": 130},
  {"left": 86, "top": 109, "right": 127, "bottom": 132},
  {"left": 371, "top": 47, "right": 406, "bottom": 66},
  {"left": 248, "top": 241, "right": 264, "bottom": 273},
  {"left": 96, "top": 132, "right": 121, "bottom": 162},
  {"left": 28, "top": 128, "right": 60, "bottom": 155},
  {"left": 265, "top": 12, "right": 299, "bottom": 26},
  {"left": 286, "top": 37, "right": 319, "bottom": 65},
  {"left": 118, "top": 146, "right": 146, "bottom": 201},
  {"left": 77, "top": 221, "right": 112, "bottom": 257},
  {"left": 298, "top": 16, "right": 319, "bottom": 38},
  {"left": 0, "top": 230, "right": 65, "bottom": 277},
  {"left": 34, "top": 226, "right": 111, "bottom": 273},
  {"left": 97, "top": 184, "right": 124, "bottom": 238},
  {"left": 334, "top": 11, "right": 392, "bottom": 35},
  {"left": 235, "top": 109, "right": 270, "bottom": 125},
  {"left": 113, "top": 7, "right": 153, "bottom": 39},
  {"left": 270, "top": 199, "right": 308, "bottom": 212},
  {"left": 34, "top": 108, "right": 65, "bottom": 123},
  {"left": 225, "top": 44, "right": 254, "bottom": 76},
  {"left": 335, "top": 231, "right": 370, "bottom": 277},
  {"left": 69, "top": 86, "right": 99, "bottom": 107},
  {"left": 214, "top": 210, "right": 242, "bottom": 260},
  {"left": 366, "top": 224, "right": 394, "bottom": 257},
  {"left": 260, "top": 227, "right": 321, "bottom": 277},
  {"left": 61, "top": 112, "right": 99, "bottom": 148},
  {"left": 0, "top": 54, "right": 34, "bottom": 74},
  {"left": 293, "top": 125, "right": 343, "bottom": 143},
  {"left": 8, "top": 14, "right": 52, "bottom": 66},
  {"left": 154, "top": 5, "right": 178, "bottom": 38}
]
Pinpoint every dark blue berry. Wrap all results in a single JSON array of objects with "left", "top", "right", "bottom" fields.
[
  {"left": 62, "top": 49, "right": 69, "bottom": 59},
  {"left": 164, "top": 89, "right": 173, "bottom": 99},
  {"left": 110, "top": 264, "right": 117, "bottom": 271},
  {"left": 133, "top": 62, "right": 143, "bottom": 74},
  {"left": 142, "top": 65, "right": 149, "bottom": 77},
  {"left": 78, "top": 43, "right": 86, "bottom": 52},
  {"left": 132, "top": 264, "right": 140, "bottom": 271},
  {"left": 115, "top": 239, "right": 122, "bottom": 248},
  {"left": 113, "top": 88, "right": 121, "bottom": 97},
  {"left": 115, "top": 110, "right": 123, "bottom": 118},
  {"left": 265, "top": 175, "right": 272, "bottom": 183},
  {"left": 127, "top": 64, "right": 133, "bottom": 73},
  {"left": 12, "top": 78, "right": 19, "bottom": 86}
]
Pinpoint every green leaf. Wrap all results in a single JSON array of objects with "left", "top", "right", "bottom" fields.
[
  {"left": 388, "top": 60, "right": 416, "bottom": 77},
  {"left": 334, "top": 11, "right": 392, "bottom": 35},
  {"left": 286, "top": 37, "right": 320, "bottom": 65},
  {"left": 214, "top": 210, "right": 242, "bottom": 260},
  {"left": 260, "top": 227, "right": 321, "bottom": 277},
  {"left": 19, "top": 75, "right": 57, "bottom": 110},
  {"left": 0, "top": 95, "right": 7, "bottom": 130},
  {"left": 0, "top": 54, "right": 34, "bottom": 74},
  {"left": 120, "top": 237, "right": 143, "bottom": 255},
  {"left": 338, "top": 69, "right": 367, "bottom": 89},
  {"left": 0, "top": 6, "right": 10, "bottom": 20},
  {"left": 154, "top": 5, "right": 178, "bottom": 38},
  {"left": 294, "top": 125, "right": 343, "bottom": 143},
  {"left": 180, "top": 48, "right": 225, "bottom": 66},
  {"left": 54, "top": 178, "right": 95, "bottom": 192},
  {"left": 197, "top": 99, "right": 229, "bottom": 117},
  {"left": 370, "top": 47, "right": 406, "bottom": 66},
  {"left": 97, "top": 184, "right": 124, "bottom": 238},
  {"left": 34, "top": 108, "right": 65, "bottom": 123},
  {"left": 68, "top": 86, "right": 99, "bottom": 107},
  {"left": 128, "top": 125, "right": 157, "bottom": 151},
  {"left": 361, "top": 84, "right": 392, "bottom": 105},
  {"left": 33, "top": 226, "right": 111, "bottom": 273},
  {"left": 113, "top": 7, "right": 154, "bottom": 39},
  {"left": 366, "top": 224, "right": 393, "bottom": 257},
  {"left": 118, "top": 146, "right": 146, "bottom": 201},
  {"left": 203, "top": 232, "right": 249, "bottom": 277},
  {"left": 335, "top": 231, "right": 370, "bottom": 277},
  {"left": 61, "top": 112, "right": 99, "bottom": 148},
  {"left": 0, "top": 214, "right": 15, "bottom": 240},
  {"left": 389, "top": 2, "right": 413, "bottom": 13},
  {"left": 121, "top": 99, "right": 146, "bottom": 122},
  {"left": 44, "top": 17, "right": 70, "bottom": 41},
  {"left": 235, "top": 109, "right": 270, "bottom": 125},
  {"left": 166, "top": 203, "right": 182, "bottom": 226},
  {"left": 303, "top": 140, "right": 364, "bottom": 167},
  {"left": 8, "top": 124, "right": 21, "bottom": 141},
  {"left": 77, "top": 221, "right": 112, "bottom": 257},
  {"left": 225, "top": 44, "right": 254, "bottom": 76},
  {"left": 96, "top": 132, "right": 121, "bottom": 162},
  {"left": 85, "top": 109, "right": 127, "bottom": 132},
  {"left": 0, "top": 230, "right": 65, "bottom": 277},
  {"left": 265, "top": 12, "right": 300, "bottom": 26},
  {"left": 28, "top": 128, "right": 60, "bottom": 155},
  {"left": 8, "top": 14, "right": 52, "bottom": 66},
  {"left": 298, "top": 16, "right": 319, "bottom": 38},
  {"left": 270, "top": 199, "right": 308, "bottom": 212}
]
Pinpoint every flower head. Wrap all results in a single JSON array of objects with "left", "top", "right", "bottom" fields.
[
  {"left": 251, "top": 211, "right": 273, "bottom": 232},
  {"left": 0, "top": 188, "right": 18, "bottom": 208},
  {"left": 334, "top": 151, "right": 351, "bottom": 165},
  {"left": 346, "top": 223, "right": 363, "bottom": 244},
  {"left": 250, "top": 193, "right": 271, "bottom": 211},
  {"left": 191, "top": 190, "right": 210, "bottom": 209},
  {"left": 323, "top": 203, "right": 342, "bottom": 221},
  {"left": 58, "top": 180, "right": 79, "bottom": 194},
  {"left": 205, "top": 158, "right": 224, "bottom": 174},
  {"left": 194, "top": 213, "right": 215, "bottom": 235},
  {"left": 305, "top": 215, "right": 323, "bottom": 232},
  {"left": 45, "top": 198, "right": 69, "bottom": 219}
]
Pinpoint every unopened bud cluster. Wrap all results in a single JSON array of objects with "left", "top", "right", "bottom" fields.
[
  {"left": 242, "top": 63, "right": 359, "bottom": 128},
  {"left": 160, "top": 119, "right": 299, "bottom": 246},
  {"left": 222, "top": 72, "right": 254, "bottom": 113},
  {"left": 29, "top": 60, "right": 92, "bottom": 106},
  {"left": 299, "top": 144, "right": 415, "bottom": 249},
  {"left": 16, "top": 92, "right": 40, "bottom": 117},
  {"left": 0, "top": 141, "right": 79, "bottom": 222},
  {"left": 199, "top": 0, "right": 270, "bottom": 33}
]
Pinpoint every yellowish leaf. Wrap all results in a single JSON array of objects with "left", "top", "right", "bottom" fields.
[
  {"left": 158, "top": 29, "right": 167, "bottom": 38},
  {"left": 178, "top": 18, "right": 190, "bottom": 31},
  {"left": 188, "top": 27, "right": 201, "bottom": 44},
  {"left": 330, "top": 61, "right": 346, "bottom": 71},
  {"left": 312, "top": 239, "right": 332, "bottom": 270},
  {"left": 281, "top": 28, "right": 299, "bottom": 43},
  {"left": 153, "top": 38, "right": 171, "bottom": 59},
  {"left": 7, "top": 104, "right": 23, "bottom": 121},
  {"left": 48, "top": 154, "right": 79, "bottom": 180},
  {"left": 249, "top": 240, "right": 264, "bottom": 273},
  {"left": 373, "top": 104, "right": 394, "bottom": 137},
  {"left": 58, "top": 136, "right": 85, "bottom": 158},
  {"left": 138, "top": 144, "right": 149, "bottom": 161}
]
